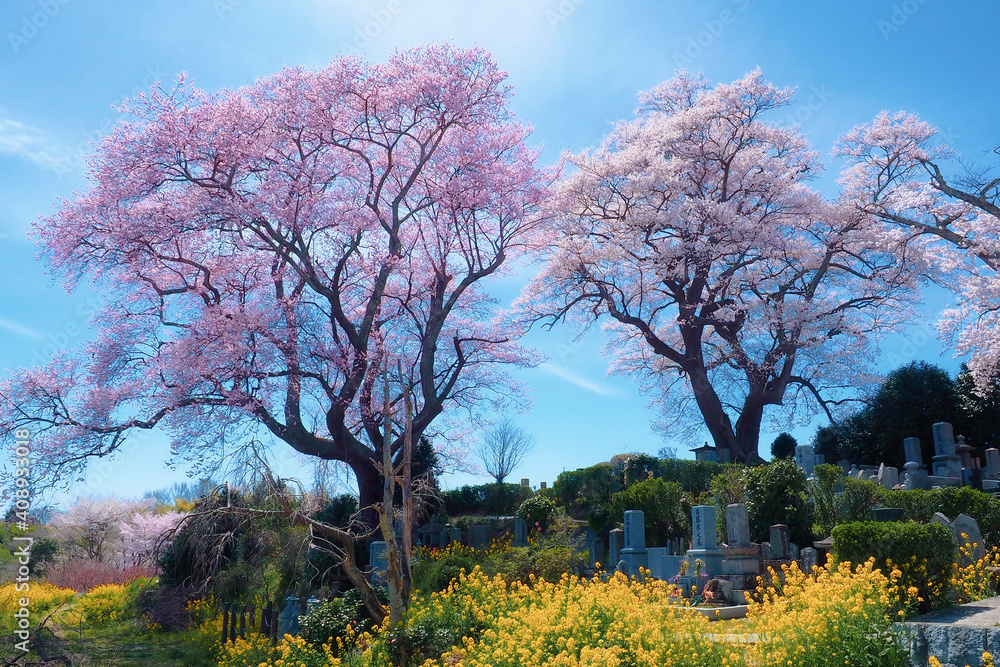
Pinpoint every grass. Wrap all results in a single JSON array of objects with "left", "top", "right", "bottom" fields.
[{"left": 0, "top": 596, "right": 220, "bottom": 667}]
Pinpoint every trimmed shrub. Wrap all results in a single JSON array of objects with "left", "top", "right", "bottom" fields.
[
  {"left": 838, "top": 480, "right": 1000, "bottom": 549},
  {"left": 742, "top": 458, "right": 812, "bottom": 546},
  {"left": 610, "top": 478, "right": 686, "bottom": 547},
  {"left": 832, "top": 520, "right": 954, "bottom": 611},
  {"left": 517, "top": 495, "right": 557, "bottom": 534},
  {"left": 441, "top": 483, "right": 530, "bottom": 516}
]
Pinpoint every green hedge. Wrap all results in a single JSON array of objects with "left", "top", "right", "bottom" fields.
[
  {"left": 441, "top": 483, "right": 531, "bottom": 516},
  {"left": 832, "top": 520, "right": 955, "bottom": 612},
  {"left": 659, "top": 459, "right": 741, "bottom": 494},
  {"left": 838, "top": 479, "right": 1000, "bottom": 548}
]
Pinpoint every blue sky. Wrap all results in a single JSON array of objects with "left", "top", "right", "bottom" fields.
[{"left": 1, "top": 0, "right": 998, "bottom": 505}]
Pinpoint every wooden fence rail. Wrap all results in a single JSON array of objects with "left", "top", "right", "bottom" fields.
[{"left": 221, "top": 596, "right": 312, "bottom": 645}]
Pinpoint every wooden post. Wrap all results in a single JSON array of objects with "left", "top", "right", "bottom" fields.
[
  {"left": 229, "top": 608, "right": 237, "bottom": 643},
  {"left": 261, "top": 601, "right": 272, "bottom": 637},
  {"left": 239, "top": 604, "right": 246, "bottom": 638},
  {"left": 248, "top": 605, "right": 255, "bottom": 632},
  {"left": 270, "top": 601, "right": 280, "bottom": 645},
  {"left": 221, "top": 605, "right": 229, "bottom": 644}
]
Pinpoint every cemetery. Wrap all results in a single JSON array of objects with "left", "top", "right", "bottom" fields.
[{"left": 3, "top": 6, "right": 1000, "bottom": 664}]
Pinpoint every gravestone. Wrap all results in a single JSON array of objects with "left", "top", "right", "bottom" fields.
[
  {"left": 800, "top": 547, "right": 818, "bottom": 573},
  {"left": 956, "top": 435, "right": 976, "bottom": 469},
  {"left": 279, "top": 595, "right": 300, "bottom": 636},
  {"left": 986, "top": 448, "right": 1000, "bottom": 480},
  {"left": 932, "top": 422, "right": 962, "bottom": 478},
  {"left": 469, "top": 524, "right": 490, "bottom": 551},
  {"left": 789, "top": 543, "right": 799, "bottom": 561},
  {"left": 589, "top": 535, "right": 604, "bottom": 567},
  {"left": 692, "top": 506, "right": 716, "bottom": 550},
  {"left": 877, "top": 464, "right": 899, "bottom": 489},
  {"left": 814, "top": 454, "right": 825, "bottom": 465},
  {"left": 686, "top": 505, "right": 724, "bottom": 576},
  {"left": 621, "top": 510, "right": 649, "bottom": 572},
  {"left": 769, "top": 524, "right": 790, "bottom": 561},
  {"left": 931, "top": 512, "right": 986, "bottom": 566},
  {"left": 609, "top": 528, "right": 623, "bottom": 567},
  {"left": 794, "top": 444, "right": 816, "bottom": 477},
  {"left": 904, "top": 437, "right": 924, "bottom": 466},
  {"left": 903, "top": 437, "right": 929, "bottom": 490},
  {"left": 369, "top": 541, "right": 388, "bottom": 585},
  {"left": 761, "top": 541, "right": 773, "bottom": 560},
  {"left": 449, "top": 526, "right": 461, "bottom": 546},
  {"left": 952, "top": 514, "right": 986, "bottom": 564},
  {"left": 726, "top": 503, "right": 751, "bottom": 548},
  {"left": 717, "top": 448, "right": 732, "bottom": 464},
  {"left": 513, "top": 518, "right": 528, "bottom": 547},
  {"left": 720, "top": 501, "right": 761, "bottom": 594},
  {"left": 520, "top": 478, "right": 530, "bottom": 487},
  {"left": 540, "top": 482, "right": 547, "bottom": 490}
]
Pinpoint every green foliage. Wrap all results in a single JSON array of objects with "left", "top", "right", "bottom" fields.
[
  {"left": 839, "top": 362, "right": 963, "bottom": 466},
  {"left": 412, "top": 517, "right": 584, "bottom": 596},
  {"left": 808, "top": 464, "right": 844, "bottom": 538},
  {"left": 810, "top": 424, "right": 843, "bottom": 463},
  {"left": 956, "top": 362, "right": 1000, "bottom": 451},
  {"left": 770, "top": 432, "right": 798, "bottom": 460},
  {"left": 836, "top": 479, "right": 1000, "bottom": 549},
  {"left": 441, "top": 483, "right": 531, "bottom": 516},
  {"left": 741, "top": 458, "right": 813, "bottom": 546},
  {"left": 832, "top": 521, "right": 955, "bottom": 611},
  {"left": 709, "top": 466, "right": 746, "bottom": 543},
  {"left": 517, "top": 494, "right": 557, "bottom": 534},
  {"left": 551, "top": 463, "right": 617, "bottom": 532},
  {"left": 837, "top": 478, "right": 879, "bottom": 523},
  {"left": 610, "top": 478, "right": 686, "bottom": 547},
  {"left": 299, "top": 588, "right": 386, "bottom": 652},
  {"left": 622, "top": 454, "right": 660, "bottom": 487},
  {"left": 658, "top": 458, "right": 736, "bottom": 494}
]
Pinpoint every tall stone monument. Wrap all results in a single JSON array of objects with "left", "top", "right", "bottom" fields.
[
  {"left": 620, "top": 510, "right": 648, "bottom": 573},
  {"left": 931, "top": 422, "right": 962, "bottom": 479}
]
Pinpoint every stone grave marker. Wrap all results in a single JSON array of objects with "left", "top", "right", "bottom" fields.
[
  {"left": 800, "top": 547, "right": 818, "bottom": 573},
  {"left": 769, "top": 524, "right": 790, "bottom": 561},
  {"left": 513, "top": 518, "right": 528, "bottom": 547},
  {"left": 621, "top": 510, "right": 648, "bottom": 572},
  {"left": 986, "top": 448, "right": 1000, "bottom": 479},
  {"left": 726, "top": 503, "right": 750, "bottom": 548},
  {"left": 609, "top": 528, "right": 623, "bottom": 567},
  {"left": 952, "top": 514, "right": 985, "bottom": 564},
  {"left": 794, "top": 444, "right": 816, "bottom": 477},
  {"left": 370, "top": 541, "right": 388, "bottom": 585}
]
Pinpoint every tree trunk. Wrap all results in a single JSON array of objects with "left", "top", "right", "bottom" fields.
[{"left": 686, "top": 366, "right": 766, "bottom": 464}]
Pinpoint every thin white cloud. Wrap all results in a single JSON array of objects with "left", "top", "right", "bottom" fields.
[
  {"left": 540, "top": 363, "right": 618, "bottom": 396},
  {"left": 0, "top": 316, "right": 44, "bottom": 341},
  {"left": 0, "top": 116, "right": 66, "bottom": 172}
]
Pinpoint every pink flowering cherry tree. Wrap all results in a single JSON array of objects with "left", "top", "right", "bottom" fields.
[
  {"left": 0, "top": 44, "right": 549, "bottom": 621},
  {"left": 836, "top": 111, "right": 1000, "bottom": 387},
  {"left": 520, "top": 71, "right": 921, "bottom": 463}
]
